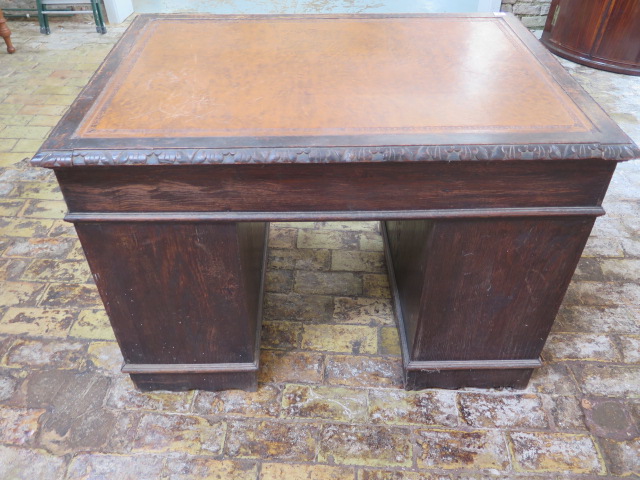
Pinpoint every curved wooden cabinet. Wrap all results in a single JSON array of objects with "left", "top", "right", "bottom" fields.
[{"left": 541, "top": 0, "right": 640, "bottom": 76}]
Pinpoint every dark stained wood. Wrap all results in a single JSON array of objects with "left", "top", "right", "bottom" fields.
[
  {"left": 404, "top": 369, "right": 535, "bottom": 390},
  {"left": 543, "top": 0, "right": 608, "bottom": 56},
  {"left": 131, "top": 372, "right": 258, "bottom": 392},
  {"left": 592, "top": 1, "right": 640, "bottom": 68},
  {"left": 32, "top": 14, "right": 638, "bottom": 392},
  {"left": 541, "top": 0, "right": 640, "bottom": 76},
  {"left": 75, "top": 221, "right": 268, "bottom": 391},
  {"left": 383, "top": 217, "right": 595, "bottom": 389},
  {"left": 55, "top": 161, "right": 616, "bottom": 214}
]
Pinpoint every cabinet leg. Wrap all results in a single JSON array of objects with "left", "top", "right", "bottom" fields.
[
  {"left": 0, "top": 9, "right": 16, "bottom": 54},
  {"left": 383, "top": 216, "right": 595, "bottom": 390},
  {"left": 75, "top": 221, "right": 269, "bottom": 391}
]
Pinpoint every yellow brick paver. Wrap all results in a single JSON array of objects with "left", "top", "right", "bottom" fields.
[
  {"left": 0, "top": 307, "right": 76, "bottom": 337},
  {"left": 69, "top": 309, "right": 115, "bottom": 340}
]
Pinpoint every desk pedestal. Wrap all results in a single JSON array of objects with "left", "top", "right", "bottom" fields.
[
  {"left": 76, "top": 221, "right": 268, "bottom": 391},
  {"left": 384, "top": 217, "right": 593, "bottom": 389},
  {"left": 72, "top": 213, "right": 593, "bottom": 391}
]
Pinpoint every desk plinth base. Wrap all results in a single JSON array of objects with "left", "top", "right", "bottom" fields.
[
  {"left": 129, "top": 372, "right": 258, "bottom": 392},
  {"left": 382, "top": 217, "right": 593, "bottom": 390},
  {"left": 404, "top": 369, "right": 534, "bottom": 391}
]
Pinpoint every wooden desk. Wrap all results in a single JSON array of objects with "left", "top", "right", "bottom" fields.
[{"left": 32, "top": 14, "right": 639, "bottom": 392}]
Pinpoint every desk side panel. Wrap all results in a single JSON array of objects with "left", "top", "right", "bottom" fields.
[
  {"left": 385, "top": 215, "right": 595, "bottom": 389},
  {"left": 74, "top": 221, "right": 267, "bottom": 391}
]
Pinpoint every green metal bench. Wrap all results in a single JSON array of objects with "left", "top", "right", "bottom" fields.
[{"left": 36, "top": 0, "right": 106, "bottom": 34}]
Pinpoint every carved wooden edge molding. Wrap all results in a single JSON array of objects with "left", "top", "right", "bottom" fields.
[{"left": 31, "top": 143, "right": 640, "bottom": 167}]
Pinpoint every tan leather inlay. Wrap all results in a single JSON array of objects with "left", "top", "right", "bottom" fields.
[{"left": 76, "top": 17, "right": 593, "bottom": 139}]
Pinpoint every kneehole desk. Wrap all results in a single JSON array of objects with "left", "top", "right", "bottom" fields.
[{"left": 32, "top": 13, "right": 639, "bottom": 391}]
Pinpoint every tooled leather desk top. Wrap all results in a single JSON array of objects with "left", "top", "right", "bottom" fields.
[{"left": 33, "top": 14, "right": 639, "bottom": 167}]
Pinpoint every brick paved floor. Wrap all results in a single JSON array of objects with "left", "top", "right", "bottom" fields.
[{"left": 0, "top": 16, "right": 639, "bottom": 480}]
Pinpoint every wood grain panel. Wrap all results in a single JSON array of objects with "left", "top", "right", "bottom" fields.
[
  {"left": 592, "top": 0, "right": 640, "bottom": 67},
  {"left": 542, "top": 0, "right": 640, "bottom": 75},
  {"left": 75, "top": 221, "right": 267, "bottom": 390},
  {"left": 544, "top": 0, "right": 609, "bottom": 55},
  {"left": 56, "top": 161, "right": 616, "bottom": 214},
  {"left": 385, "top": 216, "right": 594, "bottom": 388}
]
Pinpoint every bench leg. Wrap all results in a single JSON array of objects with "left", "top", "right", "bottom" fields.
[
  {"left": 383, "top": 216, "right": 595, "bottom": 390},
  {"left": 36, "top": 0, "right": 50, "bottom": 34},
  {"left": 74, "top": 221, "right": 269, "bottom": 392},
  {"left": 91, "top": 0, "right": 106, "bottom": 34}
]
